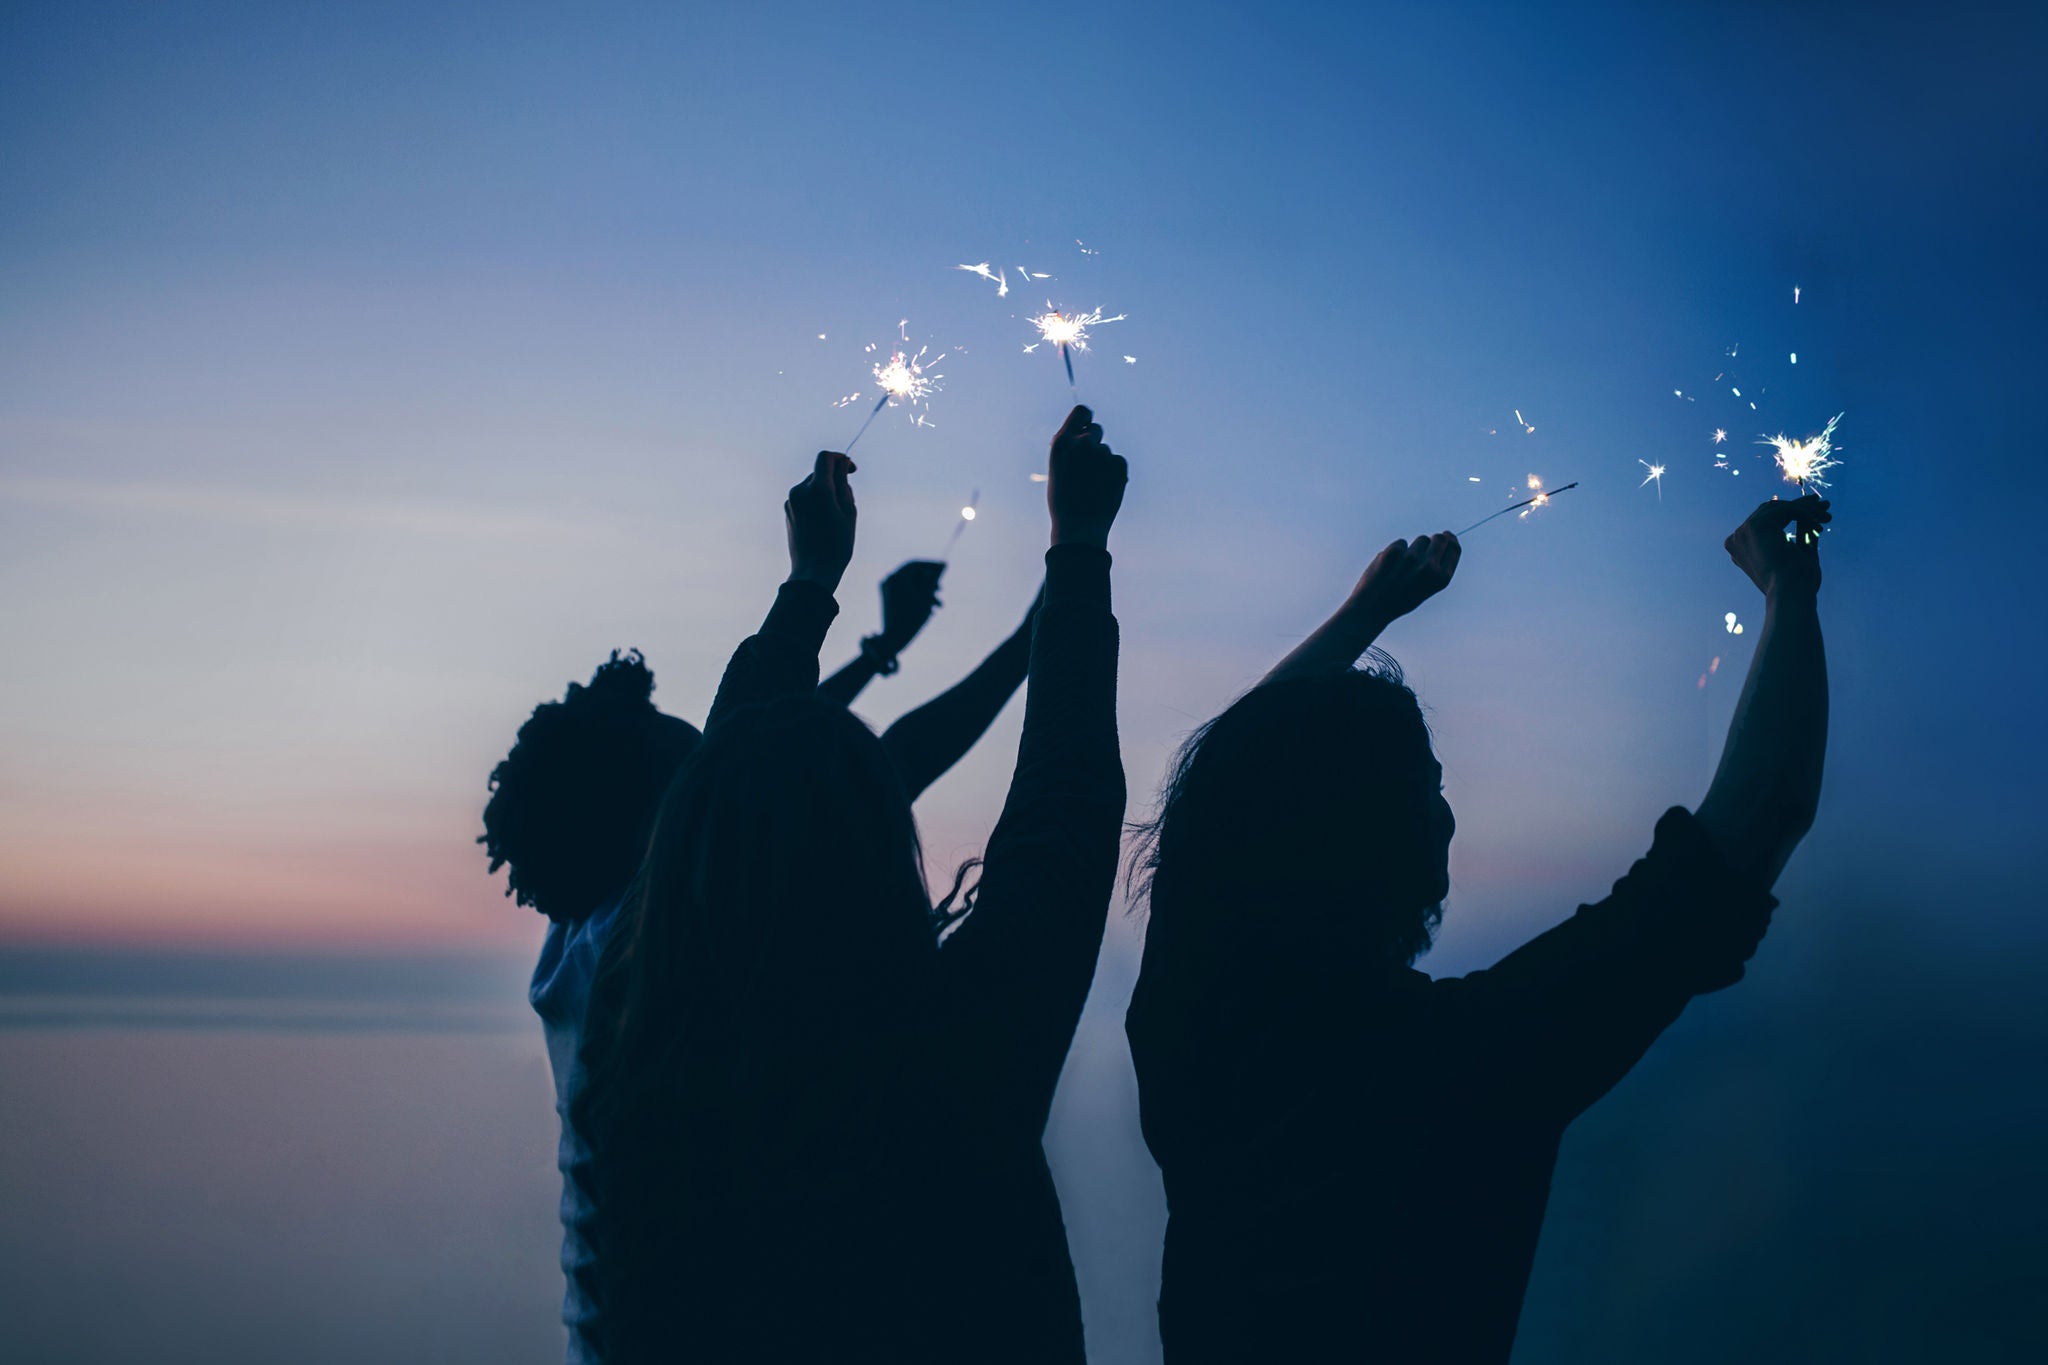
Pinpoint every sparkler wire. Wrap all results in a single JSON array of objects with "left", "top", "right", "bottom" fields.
[{"left": 1457, "top": 481, "right": 1580, "bottom": 536}]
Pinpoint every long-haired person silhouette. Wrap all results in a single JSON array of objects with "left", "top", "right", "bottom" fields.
[
  {"left": 574, "top": 408, "right": 1127, "bottom": 1363},
  {"left": 484, "top": 561, "right": 1043, "bottom": 1364},
  {"left": 1127, "top": 496, "right": 1832, "bottom": 1363}
]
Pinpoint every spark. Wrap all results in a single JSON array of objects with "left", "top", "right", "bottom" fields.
[
  {"left": 1515, "top": 409, "right": 1535, "bottom": 434},
  {"left": 1724, "top": 612, "right": 1744, "bottom": 636},
  {"left": 1457, "top": 479, "right": 1579, "bottom": 534},
  {"left": 1022, "top": 343, "right": 1040, "bottom": 353},
  {"left": 1793, "top": 286, "right": 1801, "bottom": 304},
  {"left": 955, "top": 262, "right": 1010, "bottom": 297},
  {"left": 1731, "top": 387, "right": 1742, "bottom": 397},
  {"left": 1123, "top": 355, "right": 1137, "bottom": 364},
  {"left": 1638, "top": 460, "right": 1666, "bottom": 497},
  {"left": 1076, "top": 239, "right": 1100, "bottom": 255},
  {"left": 1790, "top": 352, "right": 1797, "bottom": 364},
  {"left": 1762, "top": 412, "right": 1843, "bottom": 491},
  {"left": 817, "top": 333, "right": 828, "bottom": 341},
  {"left": 1712, "top": 428, "right": 1727, "bottom": 444},
  {"left": 943, "top": 488, "right": 982, "bottom": 553},
  {"left": 1467, "top": 476, "right": 1482, "bottom": 483},
  {"left": 840, "top": 335, "right": 947, "bottom": 449},
  {"left": 1017, "top": 265, "right": 1051, "bottom": 281},
  {"left": 1029, "top": 304, "right": 1126, "bottom": 387},
  {"left": 1028, "top": 472, "right": 1048, "bottom": 482},
  {"left": 1698, "top": 655, "right": 1722, "bottom": 690}
]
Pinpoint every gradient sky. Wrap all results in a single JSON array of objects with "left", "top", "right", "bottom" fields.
[{"left": 2, "top": 1, "right": 2042, "bottom": 965}]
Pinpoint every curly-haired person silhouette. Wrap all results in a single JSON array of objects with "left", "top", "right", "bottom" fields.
[
  {"left": 483, "top": 567, "right": 1041, "bottom": 1364},
  {"left": 1126, "top": 496, "right": 1832, "bottom": 1364},
  {"left": 574, "top": 409, "right": 1127, "bottom": 1363}
]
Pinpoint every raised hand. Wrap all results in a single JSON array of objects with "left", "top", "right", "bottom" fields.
[
  {"left": 1345, "top": 531, "right": 1461, "bottom": 626},
  {"left": 1725, "top": 494, "right": 1830, "bottom": 598},
  {"left": 879, "top": 560, "right": 946, "bottom": 650},
  {"left": 1046, "top": 405, "right": 1128, "bottom": 549},
  {"left": 785, "top": 450, "right": 857, "bottom": 592}
]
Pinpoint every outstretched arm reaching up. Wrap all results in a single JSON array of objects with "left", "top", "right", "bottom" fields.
[
  {"left": 1262, "top": 532, "right": 1461, "bottom": 685},
  {"left": 1694, "top": 494, "right": 1832, "bottom": 888},
  {"left": 703, "top": 450, "right": 858, "bottom": 733},
  {"left": 817, "top": 560, "right": 947, "bottom": 706},
  {"left": 880, "top": 584, "right": 1042, "bottom": 802}
]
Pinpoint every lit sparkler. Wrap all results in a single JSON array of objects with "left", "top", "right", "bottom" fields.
[
  {"left": 1031, "top": 307, "right": 1116, "bottom": 382},
  {"left": 1028, "top": 304, "right": 1126, "bottom": 388},
  {"left": 943, "top": 489, "right": 981, "bottom": 554},
  {"left": 838, "top": 341, "right": 945, "bottom": 450},
  {"left": 1638, "top": 460, "right": 1666, "bottom": 498},
  {"left": 1457, "top": 477, "right": 1580, "bottom": 535},
  {"left": 1762, "top": 412, "right": 1843, "bottom": 492}
]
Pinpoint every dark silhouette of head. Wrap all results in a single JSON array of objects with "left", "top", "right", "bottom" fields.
[
  {"left": 575, "top": 694, "right": 942, "bottom": 1358},
  {"left": 479, "top": 650, "right": 701, "bottom": 925},
  {"left": 1130, "top": 656, "right": 1453, "bottom": 1014}
]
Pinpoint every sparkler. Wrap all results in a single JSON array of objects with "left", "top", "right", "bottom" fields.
[
  {"left": 1638, "top": 461, "right": 1666, "bottom": 498},
  {"left": 1028, "top": 304, "right": 1125, "bottom": 389},
  {"left": 1762, "top": 412, "right": 1843, "bottom": 492},
  {"left": 942, "top": 489, "right": 981, "bottom": 554},
  {"left": 1457, "top": 478, "right": 1580, "bottom": 535},
  {"left": 837, "top": 336, "right": 944, "bottom": 451}
]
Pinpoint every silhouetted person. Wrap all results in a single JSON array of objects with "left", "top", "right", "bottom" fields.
[
  {"left": 1126, "top": 496, "right": 1832, "bottom": 1363},
  {"left": 482, "top": 565, "right": 1038, "bottom": 1364},
  {"left": 574, "top": 408, "right": 1127, "bottom": 1362}
]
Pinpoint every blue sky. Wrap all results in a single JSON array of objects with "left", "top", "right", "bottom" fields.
[{"left": 1, "top": 1, "right": 2042, "bottom": 956}]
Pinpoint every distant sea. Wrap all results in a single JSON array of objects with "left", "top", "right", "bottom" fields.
[{"left": 2, "top": 931, "right": 2041, "bottom": 1364}]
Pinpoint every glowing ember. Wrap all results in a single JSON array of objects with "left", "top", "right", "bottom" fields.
[
  {"left": 1725, "top": 612, "right": 1744, "bottom": 636},
  {"left": 1763, "top": 412, "right": 1843, "bottom": 490}
]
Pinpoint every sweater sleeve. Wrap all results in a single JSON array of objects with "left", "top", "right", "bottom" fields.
[
  {"left": 704, "top": 581, "right": 840, "bottom": 733},
  {"left": 1427, "top": 807, "right": 1779, "bottom": 1125},
  {"left": 879, "top": 590, "right": 1038, "bottom": 802},
  {"left": 935, "top": 546, "right": 1124, "bottom": 1139}
]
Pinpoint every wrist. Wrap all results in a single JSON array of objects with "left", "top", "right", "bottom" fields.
[
  {"left": 788, "top": 564, "right": 847, "bottom": 593},
  {"left": 1050, "top": 525, "right": 1109, "bottom": 549}
]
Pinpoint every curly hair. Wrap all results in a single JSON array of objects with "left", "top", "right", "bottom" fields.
[{"left": 480, "top": 650, "right": 701, "bottom": 925}]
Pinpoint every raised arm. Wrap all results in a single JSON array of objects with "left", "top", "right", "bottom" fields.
[
  {"left": 937, "top": 406, "right": 1127, "bottom": 1137},
  {"left": 1693, "top": 495, "right": 1832, "bottom": 888},
  {"left": 1262, "top": 532, "right": 1460, "bottom": 685},
  {"left": 703, "top": 451, "right": 857, "bottom": 732},
  {"left": 1429, "top": 499, "right": 1830, "bottom": 1123},
  {"left": 880, "top": 584, "right": 1041, "bottom": 801},
  {"left": 817, "top": 560, "right": 947, "bottom": 706}
]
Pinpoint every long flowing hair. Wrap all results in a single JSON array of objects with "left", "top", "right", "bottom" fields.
[
  {"left": 574, "top": 695, "right": 944, "bottom": 1360},
  {"left": 1126, "top": 659, "right": 1445, "bottom": 1063}
]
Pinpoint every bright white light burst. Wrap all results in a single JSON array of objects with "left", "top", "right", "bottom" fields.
[
  {"left": 1638, "top": 460, "right": 1666, "bottom": 497},
  {"left": 1029, "top": 304, "right": 1125, "bottom": 353},
  {"left": 1763, "top": 412, "right": 1843, "bottom": 490}
]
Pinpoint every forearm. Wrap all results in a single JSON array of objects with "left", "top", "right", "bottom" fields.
[
  {"left": 879, "top": 602, "right": 1035, "bottom": 801},
  {"left": 1696, "top": 588, "right": 1828, "bottom": 886},
  {"left": 816, "top": 652, "right": 882, "bottom": 707},
  {"left": 704, "top": 579, "right": 840, "bottom": 731},
  {"left": 1263, "top": 597, "right": 1392, "bottom": 686}
]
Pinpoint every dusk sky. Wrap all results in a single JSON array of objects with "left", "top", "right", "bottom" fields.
[
  {"left": 3, "top": 5, "right": 2045, "bottom": 1362},
  {"left": 5, "top": 3, "right": 2041, "bottom": 963}
]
